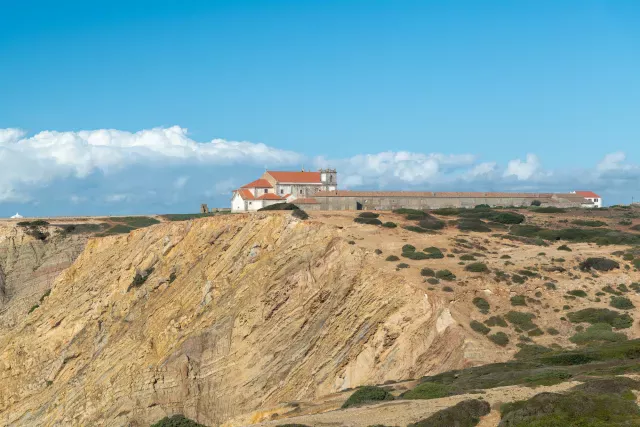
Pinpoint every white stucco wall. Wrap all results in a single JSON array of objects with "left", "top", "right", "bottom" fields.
[{"left": 231, "top": 193, "right": 246, "bottom": 212}]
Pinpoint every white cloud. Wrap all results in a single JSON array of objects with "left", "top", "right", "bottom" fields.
[
  {"left": 465, "top": 162, "right": 497, "bottom": 179},
  {"left": 0, "top": 126, "right": 302, "bottom": 202},
  {"left": 597, "top": 152, "right": 628, "bottom": 172},
  {"left": 504, "top": 154, "right": 543, "bottom": 181},
  {"left": 104, "top": 194, "right": 131, "bottom": 203}
]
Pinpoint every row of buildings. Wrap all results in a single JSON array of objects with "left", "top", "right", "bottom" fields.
[{"left": 230, "top": 169, "right": 602, "bottom": 212}]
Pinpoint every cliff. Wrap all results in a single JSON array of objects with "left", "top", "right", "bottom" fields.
[{"left": 0, "top": 214, "right": 477, "bottom": 426}]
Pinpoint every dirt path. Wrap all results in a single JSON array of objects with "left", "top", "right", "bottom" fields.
[{"left": 251, "top": 381, "right": 581, "bottom": 427}]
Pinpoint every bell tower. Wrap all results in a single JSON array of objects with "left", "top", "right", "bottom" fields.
[{"left": 319, "top": 168, "right": 338, "bottom": 191}]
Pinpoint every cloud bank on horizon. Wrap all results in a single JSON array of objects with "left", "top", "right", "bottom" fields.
[{"left": 0, "top": 126, "right": 638, "bottom": 215}]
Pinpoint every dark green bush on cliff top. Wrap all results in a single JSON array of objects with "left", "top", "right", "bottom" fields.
[{"left": 341, "top": 386, "right": 394, "bottom": 408}]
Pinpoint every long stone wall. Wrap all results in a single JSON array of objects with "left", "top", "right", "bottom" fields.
[{"left": 312, "top": 195, "right": 583, "bottom": 211}]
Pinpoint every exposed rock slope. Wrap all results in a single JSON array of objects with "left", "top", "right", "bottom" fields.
[
  {"left": 0, "top": 214, "right": 478, "bottom": 426},
  {"left": 0, "top": 224, "right": 86, "bottom": 337}
]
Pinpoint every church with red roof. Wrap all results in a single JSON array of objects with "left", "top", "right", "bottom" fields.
[{"left": 231, "top": 169, "right": 337, "bottom": 212}]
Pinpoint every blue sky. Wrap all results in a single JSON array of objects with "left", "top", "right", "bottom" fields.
[{"left": 1, "top": 0, "right": 640, "bottom": 215}]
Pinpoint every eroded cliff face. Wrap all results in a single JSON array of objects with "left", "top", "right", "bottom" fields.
[
  {"left": 0, "top": 214, "right": 481, "bottom": 426},
  {"left": 0, "top": 225, "right": 87, "bottom": 337}
]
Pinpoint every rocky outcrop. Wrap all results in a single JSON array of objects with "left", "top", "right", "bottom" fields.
[
  {"left": 0, "top": 224, "right": 87, "bottom": 337},
  {"left": 0, "top": 214, "right": 488, "bottom": 426}
]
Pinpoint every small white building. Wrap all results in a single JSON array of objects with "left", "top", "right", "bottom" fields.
[
  {"left": 572, "top": 191, "right": 602, "bottom": 208},
  {"left": 231, "top": 169, "right": 338, "bottom": 213},
  {"left": 10, "top": 213, "right": 23, "bottom": 219}
]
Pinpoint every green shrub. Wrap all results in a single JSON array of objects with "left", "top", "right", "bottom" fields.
[
  {"left": 442, "top": 286, "right": 454, "bottom": 292},
  {"left": 619, "top": 219, "right": 633, "bottom": 226},
  {"left": 402, "top": 251, "right": 430, "bottom": 260},
  {"left": 403, "top": 225, "right": 429, "bottom": 233},
  {"left": 358, "top": 212, "right": 379, "bottom": 218},
  {"left": 457, "top": 218, "right": 491, "bottom": 232},
  {"left": 499, "top": 389, "right": 640, "bottom": 426},
  {"left": 397, "top": 263, "right": 409, "bottom": 269},
  {"left": 39, "top": 289, "right": 51, "bottom": 303},
  {"left": 291, "top": 209, "right": 309, "bottom": 220},
  {"left": 423, "top": 247, "right": 444, "bottom": 258},
  {"left": 421, "top": 267, "right": 435, "bottom": 277},
  {"left": 151, "top": 415, "right": 206, "bottom": 427},
  {"left": 473, "top": 297, "right": 490, "bottom": 314},
  {"left": 465, "top": 262, "right": 489, "bottom": 273},
  {"left": 610, "top": 296, "right": 634, "bottom": 310},
  {"left": 530, "top": 200, "right": 542, "bottom": 206},
  {"left": 426, "top": 278, "right": 440, "bottom": 285},
  {"left": 460, "top": 254, "right": 476, "bottom": 261},
  {"left": 489, "top": 332, "right": 509, "bottom": 346},
  {"left": 511, "top": 274, "right": 526, "bottom": 284},
  {"left": 579, "top": 257, "right": 620, "bottom": 272},
  {"left": 572, "top": 219, "right": 607, "bottom": 227},
  {"left": 501, "top": 254, "right": 512, "bottom": 259},
  {"left": 470, "top": 320, "right": 491, "bottom": 335},
  {"left": 417, "top": 215, "right": 446, "bottom": 230},
  {"left": 354, "top": 217, "right": 382, "bottom": 225},
  {"left": 485, "top": 316, "right": 507, "bottom": 327},
  {"left": 342, "top": 386, "right": 394, "bottom": 408},
  {"left": 532, "top": 206, "right": 566, "bottom": 213},
  {"left": 408, "top": 399, "right": 490, "bottom": 427},
  {"left": 567, "top": 308, "right": 633, "bottom": 329},
  {"left": 169, "top": 272, "right": 177, "bottom": 284},
  {"left": 505, "top": 311, "right": 537, "bottom": 331},
  {"left": 403, "top": 382, "right": 452, "bottom": 400},
  {"left": 547, "top": 327, "right": 560, "bottom": 335},
  {"left": 510, "top": 295, "right": 527, "bottom": 306},
  {"left": 382, "top": 221, "right": 397, "bottom": 228},
  {"left": 385, "top": 255, "right": 400, "bottom": 261},
  {"left": 128, "top": 267, "right": 154, "bottom": 291},
  {"left": 436, "top": 269, "right": 456, "bottom": 281},
  {"left": 567, "top": 290, "right": 587, "bottom": 298},
  {"left": 623, "top": 253, "right": 635, "bottom": 261},
  {"left": 544, "top": 282, "right": 557, "bottom": 290},
  {"left": 570, "top": 323, "right": 628, "bottom": 345},
  {"left": 258, "top": 203, "right": 300, "bottom": 211},
  {"left": 28, "top": 304, "right": 39, "bottom": 314},
  {"left": 527, "top": 327, "right": 544, "bottom": 337},
  {"left": 557, "top": 244, "right": 572, "bottom": 252},
  {"left": 392, "top": 208, "right": 426, "bottom": 216},
  {"left": 402, "top": 244, "right": 416, "bottom": 253}
]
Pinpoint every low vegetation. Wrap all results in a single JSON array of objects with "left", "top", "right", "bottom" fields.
[
  {"left": 341, "top": 386, "right": 394, "bottom": 408},
  {"left": 470, "top": 320, "right": 491, "bottom": 335},
  {"left": 408, "top": 399, "right": 490, "bottom": 427},
  {"left": 571, "top": 219, "right": 607, "bottom": 227},
  {"left": 579, "top": 257, "right": 620, "bottom": 272},
  {"left": 465, "top": 262, "right": 489, "bottom": 273},
  {"left": 151, "top": 415, "right": 206, "bottom": 427},
  {"left": 472, "top": 297, "right": 490, "bottom": 314},
  {"left": 436, "top": 269, "right": 456, "bottom": 281},
  {"left": 567, "top": 308, "right": 633, "bottom": 329}
]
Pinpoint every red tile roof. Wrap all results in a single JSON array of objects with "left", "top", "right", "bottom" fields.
[
  {"left": 574, "top": 191, "right": 600, "bottom": 198},
  {"left": 266, "top": 171, "right": 321, "bottom": 183},
  {"left": 257, "top": 193, "right": 285, "bottom": 200},
  {"left": 241, "top": 179, "right": 273, "bottom": 188},
  {"left": 236, "top": 188, "right": 256, "bottom": 200},
  {"left": 293, "top": 198, "right": 319, "bottom": 204}
]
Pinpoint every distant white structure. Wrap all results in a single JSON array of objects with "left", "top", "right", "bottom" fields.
[
  {"left": 10, "top": 213, "right": 24, "bottom": 219},
  {"left": 571, "top": 191, "right": 602, "bottom": 208}
]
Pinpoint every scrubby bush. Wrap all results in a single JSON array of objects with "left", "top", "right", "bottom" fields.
[
  {"left": 402, "top": 251, "right": 430, "bottom": 260},
  {"left": 470, "top": 320, "right": 491, "bottom": 335},
  {"left": 572, "top": 219, "right": 607, "bottom": 227},
  {"left": 530, "top": 200, "right": 542, "bottom": 206},
  {"left": 423, "top": 247, "right": 444, "bottom": 259},
  {"left": 465, "top": 262, "right": 489, "bottom": 273},
  {"left": 28, "top": 304, "right": 39, "bottom": 314},
  {"left": 354, "top": 217, "right": 382, "bottom": 225},
  {"left": 473, "top": 297, "right": 490, "bottom": 314},
  {"left": 547, "top": 327, "right": 560, "bottom": 335},
  {"left": 420, "top": 267, "right": 435, "bottom": 277},
  {"left": 532, "top": 206, "right": 566, "bottom": 213},
  {"left": 457, "top": 218, "right": 491, "bottom": 232},
  {"left": 579, "top": 257, "right": 619, "bottom": 272},
  {"left": 258, "top": 203, "right": 300, "bottom": 211},
  {"left": 489, "top": 332, "right": 509, "bottom": 346},
  {"left": 382, "top": 222, "right": 397, "bottom": 228},
  {"left": 402, "top": 244, "right": 416, "bottom": 253},
  {"left": 485, "top": 316, "right": 507, "bottom": 327},
  {"left": 341, "top": 386, "right": 394, "bottom": 408},
  {"left": 291, "top": 209, "right": 309, "bottom": 220},
  {"left": 358, "top": 212, "right": 380, "bottom": 218},
  {"left": 436, "top": 269, "right": 456, "bottom": 281},
  {"left": 417, "top": 214, "right": 446, "bottom": 230},
  {"left": 442, "top": 286, "right": 454, "bottom": 292},
  {"left": 610, "top": 296, "right": 634, "bottom": 310},
  {"left": 500, "top": 254, "right": 512, "bottom": 259},
  {"left": 510, "top": 295, "right": 527, "bottom": 306},
  {"left": 128, "top": 267, "right": 154, "bottom": 291},
  {"left": 528, "top": 327, "right": 544, "bottom": 337},
  {"left": 460, "top": 254, "right": 476, "bottom": 261},
  {"left": 567, "top": 290, "right": 587, "bottom": 298},
  {"left": 491, "top": 212, "right": 525, "bottom": 225},
  {"left": 151, "top": 415, "right": 206, "bottom": 427},
  {"left": 407, "top": 399, "right": 490, "bottom": 427},
  {"left": 385, "top": 255, "right": 400, "bottom": 261},
  {"left": 402, "top": 382, "right": 452, "bottom": 400},
  {"left": 397, "top": 263, "right": 410, "bottom": 269},
  {"left": 505, "top": 311, "right": 538, "bottom": 331},
  {"left": 544, "top": 282, "right": 557, "bottom": 290},
  {"left": 426, "top": 278, "right": 440, "bottom": 285},
  {"left": 570, "top": 323, "right": 628, "bottom": 345},
  {"left": 403, "top": 225, "right": 429, "bottom": 233},
  {"left": 557, "top": 244, "right": 572, "bottom": 252},
  {"left": 374, "top": 249, "right": 383, "bottom": 255},
  {"left": 567, "top": 308, "right": 633, "bottom": 329},
  {"left": 392, "top": 208, "right": 426, "bottom": 216}
]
